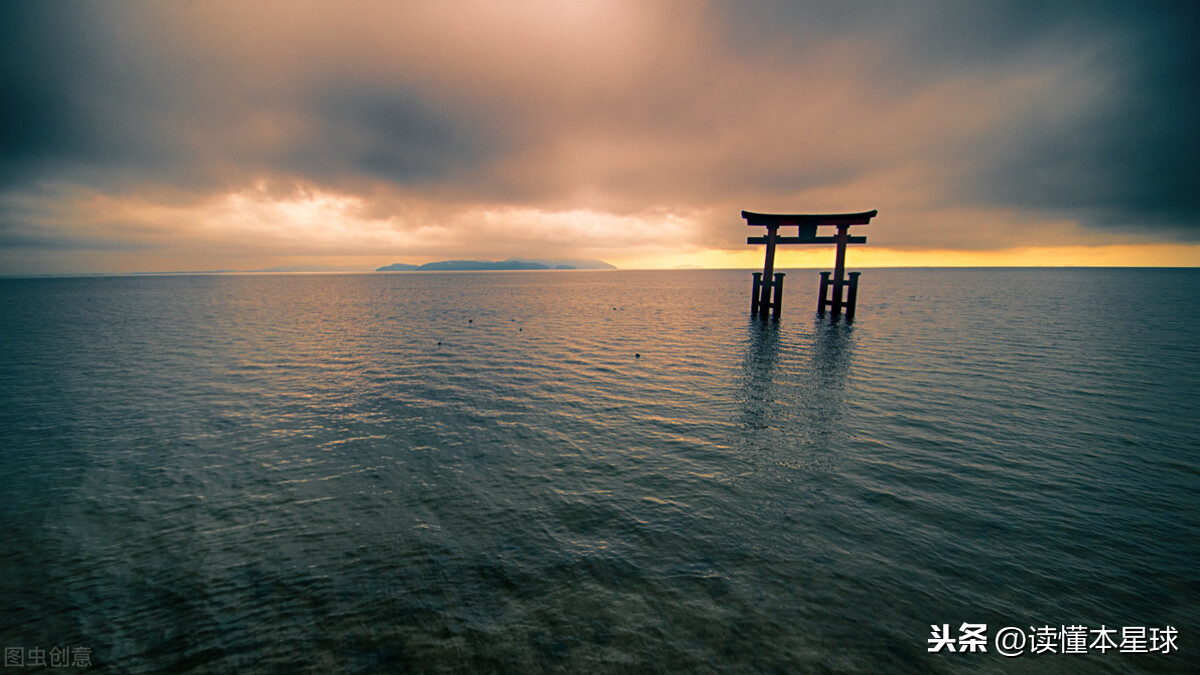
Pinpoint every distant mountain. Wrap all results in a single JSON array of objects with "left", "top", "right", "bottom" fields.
[
  {"left": 507, "top": 257, "right": 617, "bottom": 270},
  {"left": 376, "top": 258, "right": 616, "bottom": 272},
  {"left": 415, "top": 260, "right": 552, "bottom": 271}
]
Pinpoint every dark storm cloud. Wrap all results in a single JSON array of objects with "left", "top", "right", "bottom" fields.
[
  {"left": 1, "top": 4, "right": 123, "bottom": 184},
  {"left": 0, "top": 222, "right": 149, "bottom": 251},
  {"left": 718, "top": 0, "right": 1200, "bottom": 237},
  {"left": 959, "top": 2, "right": 1200, "bottom": 237},
  {"left": 0, "top": 3, "right": 195, "bottom": 189},
  {"left": 0, "top": 1, "right": 496, "bottom": 197},
  {"left": 286, "top": 86, "right": 494, "bottom": 187}
]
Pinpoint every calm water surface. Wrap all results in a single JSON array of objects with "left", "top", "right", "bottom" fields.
[{"left": 1, "top": 269, "right": 1197, "bottom": 673}]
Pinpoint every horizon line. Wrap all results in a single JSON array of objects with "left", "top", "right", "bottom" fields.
[{"left": 5, "top": 264, "right": 1200, "bottom": 280}]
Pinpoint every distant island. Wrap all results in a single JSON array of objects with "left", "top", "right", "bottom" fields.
[{"left": 376, "top": 258, "right": 616, "bottom": 272}]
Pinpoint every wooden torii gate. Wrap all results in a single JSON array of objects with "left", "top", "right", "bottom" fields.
[{"left": 744, "top": 209, "right": 877, "bottom": 319}]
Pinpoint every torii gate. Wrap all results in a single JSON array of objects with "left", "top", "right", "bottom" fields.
[{"left": 744, "top": 209, "right": 877, "bottom": 319}]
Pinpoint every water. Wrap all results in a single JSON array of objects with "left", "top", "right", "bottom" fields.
[{"left": 1, "top": 268, "right": 1197, "bottom": 673}]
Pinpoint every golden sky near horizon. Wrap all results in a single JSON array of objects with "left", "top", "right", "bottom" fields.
[{"left": 1, "top": 1, "right": 1198, "bottom": 273}]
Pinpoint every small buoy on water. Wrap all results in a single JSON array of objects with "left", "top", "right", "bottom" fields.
[
  {"left": 635, "top": 353, "right": 640, "bottom": 358},
  {"left": 468, "top": 319, "right": 472, "bottom": 323},
  {"left": 437, "top": 341, "right": 442, "bottom": 346}
]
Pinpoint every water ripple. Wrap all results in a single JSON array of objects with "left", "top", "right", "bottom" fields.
[{"left": 1, "top": 269, "right": 1196, "bottom": 672}]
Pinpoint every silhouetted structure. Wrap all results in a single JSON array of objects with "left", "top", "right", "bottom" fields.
[{"left": 744, "top": 210, "right": 876, "bottom": 319}]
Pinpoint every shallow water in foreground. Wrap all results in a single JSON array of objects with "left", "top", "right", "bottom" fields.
[{"left": 1, "top": 268, "right": 1197, "bottom": 673}]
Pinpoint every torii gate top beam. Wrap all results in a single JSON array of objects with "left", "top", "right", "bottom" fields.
[
  {"left": 741, "top": 210, "right": 877, "bottom": 227},
  {"left": 743, "top": 210, "right": 875, "bottom": 245}
]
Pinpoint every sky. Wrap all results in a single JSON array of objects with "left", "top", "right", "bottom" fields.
[{"left": 2, "top": 0, "right": 1198, "bottom": 274}]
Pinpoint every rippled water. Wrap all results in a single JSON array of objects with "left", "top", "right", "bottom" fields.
[{"left": 1, "top": 269, "right": 1197, "bottom": 673}]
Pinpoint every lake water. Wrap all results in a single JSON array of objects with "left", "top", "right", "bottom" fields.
[{"left": 1, "top": 268, "right": 1197, "bottom": 673}]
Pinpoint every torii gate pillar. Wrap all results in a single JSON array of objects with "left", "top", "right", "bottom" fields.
[{"left": 744, "top": 210, "right": 877, "bottom": 319}]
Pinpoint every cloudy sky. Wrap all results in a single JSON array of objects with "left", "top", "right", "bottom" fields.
[{"left": 2, "top": 0, "right": 1197, "bottom": 274}]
